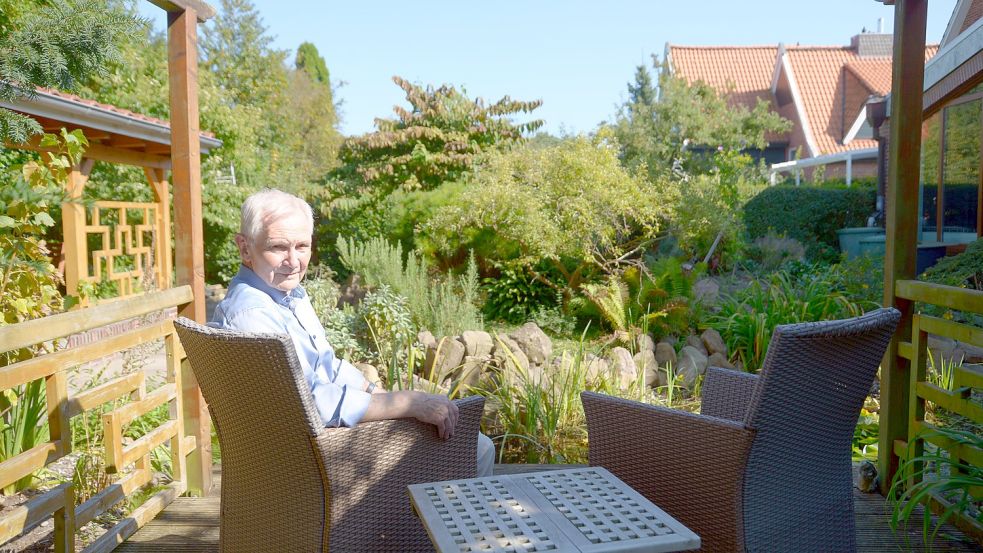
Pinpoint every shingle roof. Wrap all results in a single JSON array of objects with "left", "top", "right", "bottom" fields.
[{"left": 32, "top": 87, "right": 217, "bottom": 139}]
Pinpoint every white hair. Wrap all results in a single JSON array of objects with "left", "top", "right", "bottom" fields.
[{"left": 239, "top": 188, "right": 314, "bottom": 240}]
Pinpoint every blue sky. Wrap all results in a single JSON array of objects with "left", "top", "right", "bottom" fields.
[{"left": 139, "top": 1, "right": 958, "bottom": 136}]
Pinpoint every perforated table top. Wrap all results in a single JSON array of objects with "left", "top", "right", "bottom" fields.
[{"left": 408, "top": 467, "right": 700, "bottom": 553}]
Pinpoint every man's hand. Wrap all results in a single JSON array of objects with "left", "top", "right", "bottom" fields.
[
  {"left": 411, "top": 393, "right": 459, "bottom": 439},
  {"left": 361, "top": 390, "right": 459, "bottom": 439}
]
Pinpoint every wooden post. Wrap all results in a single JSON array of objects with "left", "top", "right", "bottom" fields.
[
  {"left": 144, "top": 167, "right": 173, "bottom": 289},
  {"left": 879, "top": 0, "right": 927, "bottom": 494},
  {"left": 61, "top": 159, "right": 94, "bottom": 300},
  {"left": 167, "top": 6, "right": 211, "bottom": 496}
]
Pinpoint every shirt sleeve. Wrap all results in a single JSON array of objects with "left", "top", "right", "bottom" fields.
[{"left": 220, "top": 306, "right": 370, "bottom": 428}]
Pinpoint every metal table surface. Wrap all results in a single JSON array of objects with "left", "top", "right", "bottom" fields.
[{"left": 408, "top": 466, "right": 700, "bottom": 553}]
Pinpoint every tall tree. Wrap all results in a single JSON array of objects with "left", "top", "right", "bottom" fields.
[
  {"left": 296, "top": 42, "right": 330, "bottom": 86},
  {"left": 339, "top": 76, "right": 543, "bottom": 194},
  {"left": 0, "top": 0, "right": 138, "bottom": 143},
  {"left": 613, "top": 55, "right": 790, "bottom": 184}
]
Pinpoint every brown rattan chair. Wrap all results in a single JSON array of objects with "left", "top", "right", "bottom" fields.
[
  {"left": 582, "top": 307, "right": 900, "bottom": 553},
  {"left": 174, "top": 317, "right": 484, "bottom": 553}
]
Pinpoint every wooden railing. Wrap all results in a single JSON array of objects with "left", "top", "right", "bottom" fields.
[
  {"left": 894, "top": 279, "right": 983, "bottom": 538},
  {"left": 0, "top": 286, "right": 206, "bottom": 552}
]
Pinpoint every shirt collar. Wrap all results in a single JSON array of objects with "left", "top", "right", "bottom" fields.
[{"left": 232, "top": 264, "right": 307, "bottom": 308}]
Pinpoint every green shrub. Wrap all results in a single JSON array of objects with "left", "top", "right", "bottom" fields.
[
  {"left": 668, "top": 174, "right": 763, "bottom": 267},
  {"left": 482, "top": 261, "right": 558, "bottom": 324},
  {"left": 746, "top": 234, "right": 806, "bottom": 272},
  {"left": 709, "top": 268, "right": 863, "bottom": 372},
  {"left": 357, "top": 285, "right": 414, "bottom": 364},
  {"left": 744, "top": 185, "right": 876, "bottom": 262},
  {"left": 336, "top": 235, "right": 482, "bottom": 336},
  {"left": 921, "top": 238, "right": 983, "bottom": 290}
]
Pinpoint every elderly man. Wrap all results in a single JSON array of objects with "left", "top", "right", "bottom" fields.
[{"left": 211, "top": 188, "right": 494, "bottom": 476}]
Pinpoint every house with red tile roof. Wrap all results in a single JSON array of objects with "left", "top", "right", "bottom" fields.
[{"left": 666, "top": 32, "right": 937, "bottom": 184}]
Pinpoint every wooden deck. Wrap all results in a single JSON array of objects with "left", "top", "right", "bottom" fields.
[{"left": 116, "top": 465, "right": 981, "bottom": 552}]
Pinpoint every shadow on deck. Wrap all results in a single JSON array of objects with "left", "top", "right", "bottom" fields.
[{"left": 116, "top": 464, "right": 980, "bottom": 552}]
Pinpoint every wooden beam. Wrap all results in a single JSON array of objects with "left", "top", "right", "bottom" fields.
[
  {"left": 12, "top": 137, "right": 170, "bottom": 169},
  {"left": 879, "top": 0, "right": 927, "bottom": 495},
  {"left": 167, "top": 6, "right": 211, "bottom": 496},
  {"left": 147, "top": 0, "right": 216, "bottom": 21},
  {"left": 107, "top": 135, "right": 149, "bottom": 149}
]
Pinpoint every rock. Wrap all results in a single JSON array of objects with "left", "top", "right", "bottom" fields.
[
  {"left": 707, "top": 352, "right": 735, "bottom": 371},
  {"left": 634, "top": 349, "right": 659, "bottom": 387},
  {"left": 417, "top": 330, "right": 437, "bottom": 350},
  {"left": 693, "top": 278, "right": 720, "bottom": 305},
  {"left": 636, "top": 333, "right": 656, "bottom": 352},
  {"left": 678, "top": 345, "right": 708, "bottom": 388},
  {"left": 337, "top": 273, "right": 368, "bottom": 308},
  {"left": 658, "top": 336, "right": 678, "bottom": 348},
  {"left": 509, "top": 322, "right": 552, "bottom": 366},
  {"left": 701, "top": 329, "right": 727, "bottom": 357},
  {"left": 424, "top": 336, "right": 466, "bottom": 382},
  {"left": 411, "top": 374, "right": 450, "bottom": 396},
  {"left": 493, "top": 335, "right": 530, "bottom": 374},
  {"left": 459, "top": 355, "right": 490, "bottom": 389},
  {"left": 608, "top": 347, "right": 637, "bottom": 389},
  {"left": 655, "top": 342, "right": 678, "bottom": 369},
  {"left": 460, "top": 330, "right": 494, "bottom": 358},
  {"left": 855, "top": 460, "right": 879, "bottom": 493},
  {"left": 685, "top": 335, "right": 708, "bottom": 356},
  {"left": 354, "top": 362, "right": 381, "bottom": 385},
  {"left": 583, "top": 353, "right": 610, "bottom": 384}
]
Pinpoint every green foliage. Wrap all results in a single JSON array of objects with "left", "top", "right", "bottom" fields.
[
  {"left": 578, "top": 260, "right": 698, "bottom": 338},
  {"left": 889, "top": 427, "right": 983, "bottom": 544},
  {"left": 339, "top": 76, "right": 543, "bottom": 194},
  {"left": 921, "top": 238, "right": 983, "bottom": 290},
  {"left": 427, "top": 135, "right": 662, "bottom": 301},
  {"left": 0, "top": 0, "right": 139, "bottom": 143},
  {"left": 0, "top": 378, "right": 47, "bottom": 494},
  {"left": 709, "top": 267, "right": 864, "bottom": 372},
  {"left": 611, "top": 55, "right": 791, "bottom": 183},
  {"left": 853, "top": 407, "right": 880, "bottom": 461},
  {"left": 666, "top": 173, "right": 763, "bottom": 265},
  {"left": 295, "top": 41, "right": 330, "bottom": 85},
  {"left": 482, "top": 262, "right": 558, "bottom": 324},
  {"left": 746, "top": 234, "right": 806, "bottom": 272},
  {"left": 336, "top": 236, "right": 482, "bottom": 336},
  {"left": 357, "top": 285, "right": 414, "bottom": 364},
  {"left": 744, "top": 185, "right": 876, "bottom": 262}
]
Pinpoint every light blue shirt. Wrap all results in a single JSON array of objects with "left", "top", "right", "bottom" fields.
[{"left": 210, "top": 265, "right": 371, "bottom": 427}]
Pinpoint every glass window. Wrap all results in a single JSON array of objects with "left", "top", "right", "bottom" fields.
[
  {"left": 941, "top": 98, "right": 980, "bottom": 237},
  {"left": 920, "top": 112, "right": 941, "bottom": 236}
]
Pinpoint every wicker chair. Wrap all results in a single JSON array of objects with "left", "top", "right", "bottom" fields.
[
  {"left": 174, "top": 317, "right": 484, "bottom": 553},
  {"left": 582, "top": 307, "right": 900, "bottom": 553}
]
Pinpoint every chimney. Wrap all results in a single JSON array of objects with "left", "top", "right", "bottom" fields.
[
  {"left": 877, "top": 17, "right": 884, "bottom": 33},
  {"left": 851, "top": 31, "right": 893, "bottom": 57}
]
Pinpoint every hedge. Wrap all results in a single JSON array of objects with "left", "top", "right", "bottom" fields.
[{"left": 744, "top": 185, "right": 876, "bottom": 262}]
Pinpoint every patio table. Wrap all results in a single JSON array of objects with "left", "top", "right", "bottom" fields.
[{"left": 408, "top": 466, "right": 700, "bottom": 553}]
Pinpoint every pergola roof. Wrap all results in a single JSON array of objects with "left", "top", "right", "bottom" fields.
[{"left": 1, "top": 87, "right": 222, "bottom": 169}]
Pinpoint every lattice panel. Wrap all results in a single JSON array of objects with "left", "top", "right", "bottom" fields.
[{"left": 83, "top": 201, "right": 166, "bottom": 299}]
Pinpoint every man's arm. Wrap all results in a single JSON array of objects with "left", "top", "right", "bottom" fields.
[{"left": 361, "top": 390, "right": 459, "bottom": 440}]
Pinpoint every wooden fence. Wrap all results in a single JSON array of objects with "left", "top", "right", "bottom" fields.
[
  {"left": 0, "top": 286, "right": 207, "bottom": 552},
  {"left": 894, "top": 279, "right": 983, "bottom": 539}
]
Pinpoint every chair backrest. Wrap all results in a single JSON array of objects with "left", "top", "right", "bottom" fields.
[
  {"left": 174, "top": 317, "right": 329, "bottom": 552},
  {"left": 740, "top": 307, "right": 900, "bottom": 552}
]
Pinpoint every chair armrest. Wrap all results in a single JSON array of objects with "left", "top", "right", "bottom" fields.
[
  {"left": 701, "top": 366, "right": 759, "bottom": 422},
  {"left": 313, "top": 395, "right": 484, "bottom": 552},
  {"left": 581, "top": 391, "right": 753, "bottom": 553}
]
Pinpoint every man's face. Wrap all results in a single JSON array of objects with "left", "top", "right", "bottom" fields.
[{"left": 236, "top": 210, "right": 313, "bottom": 292}]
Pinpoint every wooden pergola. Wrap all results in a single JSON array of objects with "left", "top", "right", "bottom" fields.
[{"left": 879, "top": 0, "right": 983, "bottom": 539}]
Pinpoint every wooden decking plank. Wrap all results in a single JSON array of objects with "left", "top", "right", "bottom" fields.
[{"left": 114, "top": 464, "right": 981, "bottom": 553}]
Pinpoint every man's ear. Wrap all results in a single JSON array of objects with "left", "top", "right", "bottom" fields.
[{"left": 234, "top": 233, "right": 252, "bottom": 264}]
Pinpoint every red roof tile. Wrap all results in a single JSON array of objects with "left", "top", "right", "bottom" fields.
[
  {"left": 668, "top": 45, "right": 779, "bottom": 109},
  {"left": 668, "top": 41, "right": 938, "bottom": 157}
]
